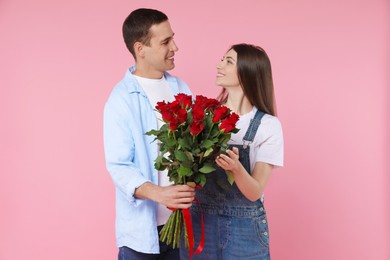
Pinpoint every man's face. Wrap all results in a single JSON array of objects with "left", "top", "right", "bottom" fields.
[{"left": 142, "top": 21, "right": 178, "bottom": 77}]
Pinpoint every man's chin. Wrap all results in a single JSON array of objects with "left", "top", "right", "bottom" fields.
[{"left": 166, "top": 64, "right": 175, "bottom": 71}]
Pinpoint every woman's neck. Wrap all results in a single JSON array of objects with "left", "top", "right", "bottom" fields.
[{"left": 224, "top": 90, "right": 253, "bottom": 116}]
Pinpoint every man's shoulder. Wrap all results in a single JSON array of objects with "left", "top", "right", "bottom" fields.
[
  {"left": 108, "top": 79, "right": 129, "bottom": 99},
  {"left": 109, "top": 68, "right": 138, "bottom": 95},
  {"left": 105, "top": 77, "right": 134, "bottom": 109}
]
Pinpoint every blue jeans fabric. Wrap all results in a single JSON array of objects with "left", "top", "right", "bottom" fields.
[
  {"left": 180, "top": 110, "right": 270, "bottom": 259},
  {"left": 180, "top": 203, "right": 270, "bottom": 260},
  {"left": 118, "top": 226, "right": 180, "bottom": 260}
]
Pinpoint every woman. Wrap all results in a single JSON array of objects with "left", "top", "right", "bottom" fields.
[{"left": 180, "top": 44, "right": 284, "bottom": 259}]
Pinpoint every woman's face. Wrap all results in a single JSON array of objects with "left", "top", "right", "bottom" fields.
[{"left": 216, "top": 49, "right": 240, "bottom": 88}]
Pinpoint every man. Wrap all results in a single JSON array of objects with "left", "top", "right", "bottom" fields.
[{"left": 104, "top": 8, "right": 195, "bottom": 259}]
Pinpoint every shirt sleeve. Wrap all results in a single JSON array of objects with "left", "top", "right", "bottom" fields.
[
  {"left": 103, "top": 90, "right": 150, "bottom": 206},
  {"left": 255, "top": 116, "right": 284, "bottom": 167}
]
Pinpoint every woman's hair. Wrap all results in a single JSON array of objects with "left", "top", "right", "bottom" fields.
[
  {"left": 217, "top": 43, "right": 276, "bottom": 116},
  {"left": 122, "top": 8, "right": 168, "bottom": 59}
]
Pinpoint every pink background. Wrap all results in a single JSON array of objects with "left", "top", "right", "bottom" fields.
[{"left": 1, "top": 0, "right": 389, "bottom": 259}]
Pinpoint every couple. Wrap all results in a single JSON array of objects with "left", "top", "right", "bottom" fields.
[{"left": 103, "top": 8, "right": 284, "bottom": 260}]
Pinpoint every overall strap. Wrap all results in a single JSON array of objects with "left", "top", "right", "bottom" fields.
[{"left": 242, "top": 110, "right": 265, "bottom": 148}]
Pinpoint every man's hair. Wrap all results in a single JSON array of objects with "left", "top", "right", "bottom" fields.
[{"left": 122, "top": 8, "right": 168, "bottom": 59}]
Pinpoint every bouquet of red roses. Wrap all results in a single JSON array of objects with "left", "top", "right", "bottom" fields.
[{"left": 145, "top": 94, "right": 239, "bottom": 253}]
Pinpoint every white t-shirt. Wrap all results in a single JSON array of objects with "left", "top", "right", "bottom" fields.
[
  {"left": 229, "top": 106, "right": 284, "bottom": 172},
  {"left": 134, "top": 75, "right": 175, "bottom": 226}
]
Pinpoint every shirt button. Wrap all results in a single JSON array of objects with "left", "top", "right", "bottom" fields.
[
  {"left": 262, "top": 219, "right": 266, "bottom": 224},
  {"left": 260, "top": 207, "right": 264, "bottom": 211},
  {"left": 264, "top": 232, "right": 268, "bottom": 236}
]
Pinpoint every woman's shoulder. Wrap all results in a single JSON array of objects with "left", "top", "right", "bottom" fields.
[
  {"left": 261, "top": 113, "right": 282, "bottom": 129},
  {"left": 255, "top": 112, "right": 283, "bottom": 143}
]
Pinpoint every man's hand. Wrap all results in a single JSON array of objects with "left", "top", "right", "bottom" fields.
[
  {"left": 157, "top": 185, "right": 195, "bottom": 209},
  {"left": 135, "top": 182, "right": 195, "bottom": 209}
]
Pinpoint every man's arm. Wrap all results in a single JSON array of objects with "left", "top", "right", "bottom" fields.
[{"left": 104, "top": 92, "right": 150, "bottom": 205}]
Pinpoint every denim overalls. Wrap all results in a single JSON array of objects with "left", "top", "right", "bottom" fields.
[{"left": 180, "top": 110, "right": 270, "bottom": 260}]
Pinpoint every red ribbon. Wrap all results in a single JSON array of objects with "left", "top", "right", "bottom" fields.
[{"left": 182, "top": 197, "right": 204, "bottom": 259}]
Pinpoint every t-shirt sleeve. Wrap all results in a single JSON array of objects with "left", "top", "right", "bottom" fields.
[{"left": 255, "top": 116, "right": 284, "bottom": 167}]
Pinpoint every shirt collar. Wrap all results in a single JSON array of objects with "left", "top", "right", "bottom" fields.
[{"left": 124, "top": 66, "right": 179, "bottom": 94}]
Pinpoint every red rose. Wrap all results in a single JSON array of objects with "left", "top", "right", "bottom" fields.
[
  {"left": 220, "top": 113, "right": 239, "bottom": 133},
  {"left": 192, "top": 107, "right": 205, "bottom": 122},
  {"left": 213, "top": 106, "right": 229, "bottom": 123},
  {"left": 194, "top": 95, "right": 206, "bottom": 105},
  {"left": 169, "top": 100, "right": 180, "bottom": 112},
  {"left": 195, "top": 95, "right": 220, "bottom": 111},
  {"left": 194, "top": 95, "right": 209, "bottom": 110},
  {"left": 190, "top": 121, "right": 204, "bottom": 136},
  {"left": 169, "top": 117, "right": 178, "bottom": 131},
  {"left": 175, "top": 93, "right": 192, "bottom": 108},
  {"left": 156, "top": 101, "right": 169, "bottom": 113},
  {"left": 205, "top": 99, "right": 220, "bottom": 111},
  {"left": 176, "top": 108, "right": 188, "bottom": 124},
  {"left": 161, "top": 111, "right": 174, "bottom": 122}
]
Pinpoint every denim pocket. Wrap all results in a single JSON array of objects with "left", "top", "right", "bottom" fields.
[{"left": 254, "top": 216, "right": 270, "bottom": 248}]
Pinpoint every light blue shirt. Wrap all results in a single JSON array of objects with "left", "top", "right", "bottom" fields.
[{"left": 103, "top": 66, "right": 191, "bottom": 253}]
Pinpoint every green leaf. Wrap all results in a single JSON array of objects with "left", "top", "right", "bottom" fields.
[
  {"left": 198, "top": 174, "right": 207, "bottom": 187},
  {"left": 178, "top": 165, "right": 192, "bottom": 176},
  {"left": 204, "top": 147, "right": 214, "bottom": 157},
  {"left": 199, "top": 164, "right": 215, "bottom": 173},
  {"left": 178, "top": 137, "right": 191, "bottom": 150},
  {"left": 220, "top": 143, "right": 229, "bottom": 154},
  {"left": 165, "top": 137, "right": 177, "bottom": 148},
  {"left": 184, "top": 151, "right": 194, "bottom": 162},
  {"left": 219, "top": 134, "right": 231, "bottom": 144},
  {"left": 182, "top": 159, "right": 193, "bottom": 168},
  {"left": 174, "top": 150, "right": 187, "bottom": 162},
  {"left": 160, "top": 124, "right": 169, "bottom": 132},
  {"left": 154, "top": 157, "right": 167, "bottom": 171},
  {"left": 210, "top": 126, "right": 220, "bottom": 137},
  {"left": 231, "top": 128, "right": 240, "bottom": 134},
  {"left": 201, "top": 139, "right": 215, "bottom": 149},
  {"left": 226, "top": 170, "right": 235, "bottom": 185},
  {"left": 145, "top": 129, "right": 160, "bottom": 136}
]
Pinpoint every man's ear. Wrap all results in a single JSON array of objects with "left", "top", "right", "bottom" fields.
[{"left": 134, "top": 42, "right": 145, "bottom": 58}]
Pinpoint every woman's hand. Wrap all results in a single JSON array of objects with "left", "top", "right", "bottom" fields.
[{"left": 215, "top": 147, "right": 242, "bottom": 173}]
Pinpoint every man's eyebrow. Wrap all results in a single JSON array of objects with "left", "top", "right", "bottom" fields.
[{"left": 161, "top": 33, "right": 175, "bottom": 43}]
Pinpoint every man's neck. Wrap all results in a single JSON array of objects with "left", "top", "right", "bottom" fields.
[{"left": 133, "top": 67, "right": 164, "bottom": 79}]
